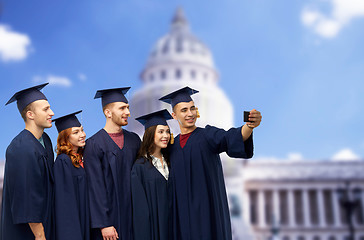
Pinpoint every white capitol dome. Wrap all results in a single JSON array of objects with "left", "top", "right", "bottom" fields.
[
  {"left": 128, "top": 8, "right": 234, "bottom": 137},
  {"left": 142, "top": 8, "right": 216, "bottom": 81}
]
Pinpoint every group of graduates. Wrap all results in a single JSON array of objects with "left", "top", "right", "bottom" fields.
[{"left": 0, "top": 83, "right": 262, "bottom": 240}]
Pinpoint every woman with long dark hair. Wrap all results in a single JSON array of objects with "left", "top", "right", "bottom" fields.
[
  {"left": 131, "top": 109, "right": 173, "bottom": 240},
  {"left": 53, "top": 111, "right": 90, "bottom": 240}
]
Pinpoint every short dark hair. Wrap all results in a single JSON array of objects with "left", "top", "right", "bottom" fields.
[
  {"left": 102, "top": 102, "right": 115, "bottom": 117},
  {"left": 20, "top": 102, "right": 35, "bottom": 122}
]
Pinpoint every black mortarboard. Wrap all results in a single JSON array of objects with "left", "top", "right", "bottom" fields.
[
  {"left": 159, "top": 86, "right": 199, "bottom": 108},
  {"left": 52, "top": 110, "right": 82, "bottom": 133},
  {"left": 135, "top": 109, "right": 173, "bottom": 130},
  {"left": 5, "top": 83, "right": 49, "bottom": 112},
  {"left": 94, "top": 87, "right": 130, "bottom": 107}
]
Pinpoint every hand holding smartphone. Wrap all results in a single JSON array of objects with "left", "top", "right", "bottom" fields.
[{"left": 243, "top": 111, "right": 252, "bottom": 123}]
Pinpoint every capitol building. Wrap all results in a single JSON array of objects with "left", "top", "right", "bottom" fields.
[
  {"left": 242, "top": 160, "right": 364, "bottom": 240},
  {"left": 127, "top": 8, "right": 364, "bottom": 240}
]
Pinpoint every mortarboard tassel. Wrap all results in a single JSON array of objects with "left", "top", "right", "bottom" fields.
[
  {"left": 196, "top": 108, "right": 200, "bottom": 118},
  {"left": 170, "top": 132, "right": 174, "bottom": 144}
]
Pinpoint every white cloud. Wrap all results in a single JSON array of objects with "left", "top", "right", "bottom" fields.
[
  {"left": 33, "top": 75, "right": 72, "bottom": 87},
  {"left": 78, "top": 73, "right": 87, "bottom": 81},
  {"left": 0, "top": 24, "right": 32, "bottom": 62},
  {"left": 301, "top": 0, "right": 364, "bottom": 38},
  {"left": 331, "top": 148, "right": 361, "bottom": 161},
  {"left": 287, "top": 152, "right": 304, "bottom": 161}
]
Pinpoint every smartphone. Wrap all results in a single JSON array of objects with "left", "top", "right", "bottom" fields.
[{"left": 243, "top": 111, "right": 251, "bottom": 122}]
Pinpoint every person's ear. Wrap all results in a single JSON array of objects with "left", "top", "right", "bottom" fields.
[
  {"left": 104, "top": 109, "right": 112, "bottom": 118},
  {"left": 172, "top": 112, "right": 177, "bottom": 120},
  {"left": 26, "top": 110, "right": 35, "bottom": 120}
]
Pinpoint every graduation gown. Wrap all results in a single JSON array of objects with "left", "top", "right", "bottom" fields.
[
  {"left": 54, "top": 153, "right": 90, "bottom": 240},
  {"left": 131, "top": 158, "right": 170, "bottom": 240},
  {"left": 169, "top": 125, "right": 253, "bottom": 240},
  {"left": 84, "top": 129, "right": 141, "bottom": 240},
  {"left": 0, "top": 130, "right": 54, "bottom": 240}
]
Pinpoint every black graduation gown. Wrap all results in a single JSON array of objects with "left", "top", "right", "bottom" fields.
[
  {"left": 0, "top": 129, "right": 54, "bottom": 240},
  {"left": 54, "top": 153, "right": 90, "bottom": 240},
  {"left": 169, "top": 125, "right": 254, "bottom": 240},
  {"left": 84, "top": 129, "right": 141, "bottom": 240},
  {"left": 131, "top": 158, "right": 170, "bottom": 240}
]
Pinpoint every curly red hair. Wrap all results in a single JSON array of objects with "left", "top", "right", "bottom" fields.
[{"left": 56, "top": 128, "right": 84, "bottom": 168}]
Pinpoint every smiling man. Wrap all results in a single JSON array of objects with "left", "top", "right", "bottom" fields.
[
  {"left": 1, "top": 83, "right": 55, "bottom": 240},
  {"left": 84, "top": 87, "right": 141, "bottom": 240},
  {"left": 159, "top": 86, "right": 262, "bottom": 240}
]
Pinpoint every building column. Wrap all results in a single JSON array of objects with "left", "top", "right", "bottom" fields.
[
  {"left": 317, "top": 189, "right": 326, "bottom": 227},
  {"left": 288, "top": 189, "right": 296, "bottom": 227},
  {"left": 243, "top": 189, "right": 250, "bottom": 225},
  {"left": 302, "top": 189, "right": 311, "bottom": 227},
  {"left": 258, "top": 189, "right": 266, "bottom": 228},
  {"left": 360, "top": 189, "right": 364, "bottom": 226},
  {"left": 331, "top": 188, "right": 341, "bottom": 227},
  {"left": 352, "top": 188, "right": 360, "bottom": 227},
  {"left": 272, "top": 189, "right": 280, "bottom": 225}
]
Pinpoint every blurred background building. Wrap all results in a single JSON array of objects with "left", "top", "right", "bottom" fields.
[
  {"left": 127, "top": 8, "right": 364, "bottom": 240},
  {"left": 242, "top": 160, "right": 364, "bottom": 240},
  {"left": 1, "top": 7, "right": 364, "bottom": 240}
]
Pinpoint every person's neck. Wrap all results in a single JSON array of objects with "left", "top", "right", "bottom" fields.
[
  {"left": 25, "top": 122, "right": 44, "bottom": 139},
  {"left": 152, "top": 148, "right": 162, "bottom": 159},
  {"left": 104, "top": 120, "right": 123, "bottom": 134},
  {"left": 180, "top": 125, "right": 197, "bottom": 135}
]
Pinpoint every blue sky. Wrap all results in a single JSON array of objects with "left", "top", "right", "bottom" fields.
[{"left": 0, "top": 0, "right": 364, "bottom": 161}]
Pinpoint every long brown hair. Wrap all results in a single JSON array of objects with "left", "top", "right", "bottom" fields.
[
  {"left": 137, "top": 125, "right": 170, "bottom": 165},
  {"left": 56, "top": 128, "right": 84, "bottom": 168}
]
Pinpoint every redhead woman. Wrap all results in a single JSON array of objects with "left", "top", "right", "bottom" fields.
[
  {"left": 53, "top": 111, "right": 90, "bottom": 240},
  {"left": 131, "top": 109, "right": 173, "bottom": 240}
]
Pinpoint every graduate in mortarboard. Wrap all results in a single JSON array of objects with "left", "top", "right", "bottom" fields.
[
  {"left": 53, "top": 111, "right": 90, "bottom": 240},
  {"left": 83, "top": 87, "right": 141, "bottom": 240},
  {"left": 131, "top": 109, "right": 173, "bottom": 240},
  {"left": 0, "top": 83, "right": 55, "bottom": 240},
  {"left": 159, "top": 86, "right": 262, "bottom": 240}
]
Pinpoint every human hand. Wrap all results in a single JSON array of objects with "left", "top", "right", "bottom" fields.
[
  {"left": 101, "top": 226, "right": 119, "bottom": 240},
  {"left": 246, "top": 109, "right": 262, "bottom": 129}
]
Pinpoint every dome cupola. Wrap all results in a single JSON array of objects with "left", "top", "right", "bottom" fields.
[
  {"left": 141, "top": 8, "right": 218, "bottom": 85},
  {"left": 129, "top": 8, "right": 233, "bottom": 136}
]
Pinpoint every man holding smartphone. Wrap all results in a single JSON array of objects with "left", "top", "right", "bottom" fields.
[{"left": 159, "top": 86, "right": 262, "bottom": 240}]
